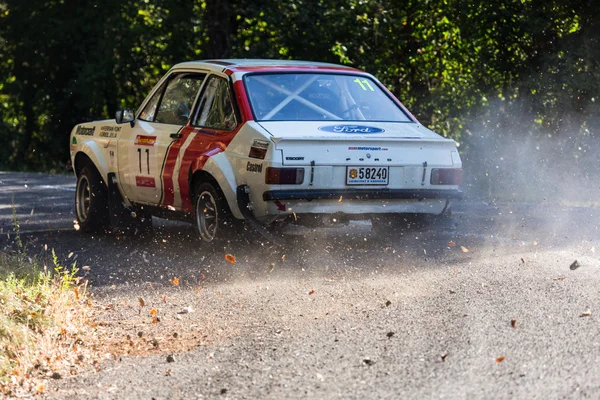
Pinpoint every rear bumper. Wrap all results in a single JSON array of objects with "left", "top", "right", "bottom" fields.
[{"left": 262, "top": 188, "right": 463, "bottom": 202}]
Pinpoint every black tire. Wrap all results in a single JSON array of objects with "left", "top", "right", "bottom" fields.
[
  {"left": 75, "top": 166, "right": 110, "bottom": 233},
  {"left": 192, "top": 182, "right": 241, "bottom": 243}
]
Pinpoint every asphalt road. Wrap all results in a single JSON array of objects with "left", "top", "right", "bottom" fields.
[{"left": 1, "top": 171, "right": 600, "bottom": 399}]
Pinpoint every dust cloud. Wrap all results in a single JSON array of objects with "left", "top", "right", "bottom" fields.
[
  {"left": 461, "top": 101, "right": 600, "bottom": 206},
  {"left": 455, "top": 101, "right": 600, "bottom": 257}
]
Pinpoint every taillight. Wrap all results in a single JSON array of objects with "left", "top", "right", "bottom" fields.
[
  {"left": 265, "top": 167, "right": 305, "bottom": 184},
  {"left": 430, "top": 168, "right": 462, "bottom": 185}
]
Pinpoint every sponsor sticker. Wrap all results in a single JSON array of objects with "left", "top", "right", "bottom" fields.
[
  {"left": 348, "top": 146, "right": 388, "bottom": 151},
  {"left": 135, "top": 176, "right": 156, "bottom": 188},
  {"left": 99, "top": 126, "right": 121, "bottom": 138},
  {"left": 135, "top": 135, "right": 157, "bottom": 146},
  {"left": 76, "top": 126, "right": 95, "bottom": 136},
  {"left": 249, "top": 139, "right": 269, "bottom": 159},
  {"left": 318, "top": 125, "right": 385, "bottom": 134},
  {"left": 251, "top": 139, "right": 269, "bottom": 149},
  {"left": 246, "top": 161, "right": 263, "bottom": 173},
  {"left": 285, "top": 156, "right": 305, "bottom": 161}
]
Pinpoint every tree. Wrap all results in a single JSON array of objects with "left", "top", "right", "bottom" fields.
[{"left": 0, "top": 0, "right": 598, "bottom": 171}]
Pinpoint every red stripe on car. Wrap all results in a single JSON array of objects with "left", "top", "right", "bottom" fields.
[
  {"left": 161, "top": 125, "right": 195, "bottom": 207},
  {"left": 177, "top": 130, "right": 232, "bottom": 212},
  {"left": 234, "top": 80, "right": 253, "bottom": 121}
]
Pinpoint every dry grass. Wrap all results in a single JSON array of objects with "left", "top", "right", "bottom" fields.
[{"left": 0, "top": 236, "right": 95, "bottom": 396}]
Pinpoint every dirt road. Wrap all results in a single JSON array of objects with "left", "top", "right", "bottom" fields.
[{"left": 1, "top": 172, "right": 599, "bottom": 399}]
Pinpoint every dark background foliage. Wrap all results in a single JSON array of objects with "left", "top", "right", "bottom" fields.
[{"left": 0, "top": 0, "right": 598, "bottom": 171}]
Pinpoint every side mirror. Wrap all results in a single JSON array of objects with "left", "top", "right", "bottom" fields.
[{"left": 115, "top": 110, "right": 135, "bottom": 127}]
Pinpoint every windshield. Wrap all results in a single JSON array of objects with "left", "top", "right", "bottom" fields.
[{"left": 244, "top": 73, "right": 411, "bottom": 122}]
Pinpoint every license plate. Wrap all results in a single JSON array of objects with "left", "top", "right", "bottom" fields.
[{"left": 346, "top": 166, "right": 389, "bottom": 185}]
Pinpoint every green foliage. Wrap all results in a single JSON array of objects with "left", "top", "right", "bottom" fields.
[
  {"left": 0, "top": 0, "right": 598, "bottom": 170},
  {"left": 1, "top": 215, "right": 83, "bottom": 394}
]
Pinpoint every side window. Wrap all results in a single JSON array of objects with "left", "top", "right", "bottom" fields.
[
  {"left": 154, "top": 73, "right": 206, "bottom": 125},
  {"left": 138, "top": 83, "right": 165, "bottom": 122},
  {"left": 193, "top": 76, "right": 238, "bottom": 131}
]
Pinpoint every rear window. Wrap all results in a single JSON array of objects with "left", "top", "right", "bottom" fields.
[{"left": 244, "top": 73, "right": 410, "bottom": 122}]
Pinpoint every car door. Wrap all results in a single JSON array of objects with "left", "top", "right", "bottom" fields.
[
  {"left": 117, "top": 72, "right": 206, "bottom": 205},
  {"left": 161, "top": 74, "right": 240, "bottom": 211}
]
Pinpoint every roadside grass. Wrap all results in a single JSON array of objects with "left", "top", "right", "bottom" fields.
[{"left": 0, "top": 210, "right": 94, "bottom": 396}]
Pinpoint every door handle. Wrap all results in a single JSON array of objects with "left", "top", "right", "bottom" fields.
[{"left": 170, "top": 133, "right": 183, "bottom": 139}]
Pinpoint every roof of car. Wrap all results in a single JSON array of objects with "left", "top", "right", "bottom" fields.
[{"left": 173, "top": 59, "right": 360, "bottom": 73}]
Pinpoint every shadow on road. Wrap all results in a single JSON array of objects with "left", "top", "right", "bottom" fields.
[
  {"left": 1, "top": 169, "right": 598, "bottom": 290},
  {"left": 8, "top": 214, "right": 469, "bottom": 289},
  {"left": 7, "top": 197, "right": 598, "bottom": 291}
]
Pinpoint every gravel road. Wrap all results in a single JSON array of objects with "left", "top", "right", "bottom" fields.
[{"left": 1, "top": 171, "right": 599, "bottom": 399}]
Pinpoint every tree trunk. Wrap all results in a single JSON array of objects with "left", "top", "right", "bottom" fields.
[{"left": 204, "top": 0, "right": 232, "bottom": 58}]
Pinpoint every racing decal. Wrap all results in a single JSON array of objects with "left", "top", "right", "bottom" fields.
[
  {"left": 134, "top": 135, "right": 157, "bottom": 146},
  {"left": 137, "top": 148, "right": 151, "bottom": 174},
  {"left": 348, "top": 146, "right": 388, "bottom": 151},
  {"left": 249, "top": 139, "right": 269, "bottom": 159},
  {"left": 135, "top": 176, "right": 156, "bottom": 188},
  {"left": 76, "top": 126, "right": 95, "bottom": 136},
  {"left": 70, "top": 137, "right": 77, "bottom": 151},
  {"left": 99, "top": 126, "right": 122, "bottom": 138},
  {"left": 246, "top": 162, "right": 263, "bottom": 173},
  {"left": 318, "top": 125, "right": 385, "bottom": 134},
  {"left": 286, "top": 156, "right": 305, "bottom": 161},
  {"left": 353, "top": 78, "right": 375, "bottom": 91}
]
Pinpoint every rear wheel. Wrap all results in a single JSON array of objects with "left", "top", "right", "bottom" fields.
[
  {"left": 193, "top": 182, "right": 241, "bottom": 243},
  {"left": 75, "top": 166, "right": 109, "bottom": 233}
]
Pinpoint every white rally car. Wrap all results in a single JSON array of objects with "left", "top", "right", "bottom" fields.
[{"left": 70, "top": 59, "right": 462, "bottom": 242}]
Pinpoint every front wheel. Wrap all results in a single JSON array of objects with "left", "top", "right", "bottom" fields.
[
  {"left": 75, "top": 166, "right": 109, "bottom": 233},
  {"left": 193, "top": 182, "right": 240, "bottom": 243}
]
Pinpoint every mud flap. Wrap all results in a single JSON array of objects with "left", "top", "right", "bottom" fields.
[
  {"left": 236, "top": 185, "right": 284, "bottom": 245},
  {"left": 107, "top": 172, "right": 144, "bottom": 233},
  {"left": 440, "top": 199, "right": 451, "bottom": 215}
]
